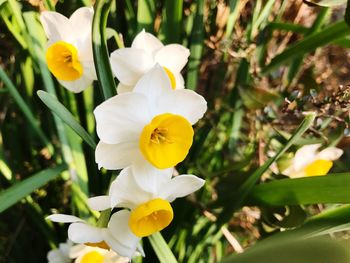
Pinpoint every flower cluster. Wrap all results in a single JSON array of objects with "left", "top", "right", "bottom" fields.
[
  {"left": 282, "top": 144, "right": 343, "bottom": 178},
  {"left": 47, "top": 240, "right": 129, "bottom": 263},
  {"left": 41, "top": 7, "right": 207, "bottom": 261}
]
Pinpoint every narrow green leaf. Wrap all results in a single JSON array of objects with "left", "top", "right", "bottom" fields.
[
  {"left": 93, "top": 0, "right": 117, "bottom": 100},
  {"left": 161, "top": 0, "right": 183, "bottom": 43},
  {"left": 0, "top": 67, "right": 53, "bottom": 152},
  {"left": 225, "top": 0, "right": 240, "bottom": 38},
  {"left": 186, "top": 0, "right": 204, "bottom": 90},
  {"left": 148, "top": 232, "right": 178, "bottom": 263},
  {"left": 217, "top": 112, "right": 316, "bottom": 224},
  {"left": 221, "top": 236, "right": 350, "bottom": 263},
  {"left": 262, "top": 21, "right": 350, "bottom": 74},
  {"left": 248, "top": 173, "right": 350, "bottom": 206},
  {"left": 268, "top": 22, "right": 309, "bottom": 34},
  {"left": 137, "top": 0, "right": 155, "bottom": 32},
  {"left": 0, "top": 164, "right": 67, "bottom": 213},
  {"left": 345, "top": 0, "right": 350, "bottom": 27},
  {"left": 37, "top": 90, "right": 96, "bottom": 149}
]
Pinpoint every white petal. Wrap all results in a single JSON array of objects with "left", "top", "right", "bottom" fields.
[
  {"left": 133, "top": 65, "right": 172, "bottom": 108},
  {"left": 68, "top": 222, "right": 104, "bottom": 243},
  {"left": 155, "top": 44, "right": 190, "bottom": 72},
  {"left": 95, "top": 141, "right": 140, "bottom": 170},
  {"left": 132, "top": 160, "right": 173, "bottom": 195},
  {"left": 69, "top": 7, "right": 94, "bottom": 39},
  {"left": 109, "top": 167, "right": 152, "bottom": 208},
  {"left": 58, "top": 73, "right": 94, "bottom": 93},
  {"left": 117, "top": 83, "right": 134, "bottom": 94},
  {"left": 87, "top": 196, "right": 111, "bottom": 211},
  {"left": 104, "top": 210, "right": 140, "bottom": 259},
  {"left": 174, "top": 72, "right": 185, "bottom": 90},
  {"left": 159, "top": 175, "right": 205, "bottom": 202},
  {"left": 293, "top": 144, "right": 321, "bottom": 171},
  {"left": 317, "top": 147, "right": 343, "bottom": 161},
  {"left": 47, "top": 214, "right": 84, "bottom": 223},
  {"left": 94, "top": 92, "right": 150, "bottom": 144},
  {"left": 110, "top": 48, "right": 154, "bottom": 86},
  {"left": 157, "top": 89, "right": 207, "bottom": 124},
  {"left": 40, "top": 11, "right": 70, "bottom": 43},
  {"left": 131, "top": 30, "right": 163, "bottom": 54},
  {"left": 69, "top": 244, "right": 86, "bottom": 259}
]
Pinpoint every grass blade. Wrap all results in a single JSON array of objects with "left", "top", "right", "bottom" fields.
[
  {"left": 37, "top": 90, "right": 96, "bottom": 149},
  {"left": 221, "top": 236, "right": 350, "bottom": 263},
  {"left": 161, "top": 0, "right": 183, "bottom": 43},
  {"left": 137, "top": 0, "right": 155, "bottom": 32},
  {"left": 0, "top": 164, "right": 67, "bottom": 213},
  {"left": 92, "top": 0, "right": 117, "bottom": 100},
  {"left": 0, "top": 67, "right": 53, "bottom": 153},
  {"left": 148, "top": 232, "right": 178, "bottom": 263},
  {"left": 248, "top": 173, "right": 350, "bottom": 206},
  {"left": 186, "top": 0, "right": 205, "bottom": 90},
  {"left": 262, "top": 21, "right": 350, "bottom": 74}
]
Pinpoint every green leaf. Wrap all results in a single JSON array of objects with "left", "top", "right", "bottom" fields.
[
  {"left": 148, "top": 232, "right": 178, "bottom": 263},
  {"left": 0, "top": 164, "right": 67, "bottom": 213},
  {"left": 345, "top": 0, "right": 350, "bottom": 27},
  {"left": 137, "top": 0, "right": 155, "bottom": 32},
  {"left": 217, "top": 112, "right": 316, "bottom": 224},
  {"left": 92, "top": 0, "right": 117, "bottom": 100},
  {"left": 160, "top": 0, "right": 183, "bottom": 43},
  {"left": 221, "top": 236, "right": 350, "bottom": 263},
  {"left": 37, "top": 90, "right": 96, "bottom": 149},
  {"left": 239, "top": 87, "right": 281, "bottom": 109},
  {"left": 186, "top": 0, "right": 205, "bottom": 90},
  {"left": 248, "top": 173, "right": 350, "bottom": 206},
  {"left": 262, "top": 21, "right": 350, "bottom": 74},
  {"left": 0, "top": 66, "right": 53, "bottom": 153}
]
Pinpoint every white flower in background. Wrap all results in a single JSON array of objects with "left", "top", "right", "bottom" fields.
[
  {"left": 70, "top": 244, "right": 129, "bottom": 263},
  {"left": 110, "top": 29, "right": 190, "bottom": 93},
  {"left": 40, "top": 7, "right": 96, "bottom": 93},
  {"left": 94, "top": 65, "right": 207, "bottom": 170},
  {"left": 47, "top": 240, "right": 72, "bottom": 263},
  {"left": 282, "top": 144, "right": 343, "bottom": 178},
  {"left": 88, "top": 165, "right": 205, "bottom": 247},
  {"left": 46, "top": 213, "right": 142, "bottom": 259}
]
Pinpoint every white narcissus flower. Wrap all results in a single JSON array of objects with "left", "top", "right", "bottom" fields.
[
  {"left": 70, "top": 244, "right": 129, "bottom": 263},
  {"left": 88, "top": 165, "right": 205, "bottom": 252},
  {"left": 282, "top": 144, "right": 343, "bottom": 178},
  {"left": 46, "top": 213, "right": 142, "bottom": 259},
  {"left": 94, "top": 65, "right": 207, "bottom": 170},
  {"left": 47, "top": 240, "right": 72, "bottom": 263},
  {"left": 110, "top": 29, "right": 190, "bottom": 93},
  {"left": 40, "top": 7, "right": 96, "bottom": 93}
]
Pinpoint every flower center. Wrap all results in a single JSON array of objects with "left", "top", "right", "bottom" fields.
[
  {"left": 139, "top": 113, "right": 194, "bottom": 169},
  {"left": 85, "top": 241, "right": 110, "bottom": 250},
  {"left": 46, "top": 41, "right": 83, "bottom": 81},
  {"left": 81, "top": 251, "right": 104, "bottom": 263},
  {"left": 163, "top": 66, "right": 176, "bottom": 89},
  {"left": 304, "top": 159, "right": 333, "bottom": 177},
  {"left": 129, "top": 198, "right": 173, "bottom": 237}
]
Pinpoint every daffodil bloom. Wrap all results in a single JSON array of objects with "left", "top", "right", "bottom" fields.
[
  {"left": 94, "top": 65, "right": 207, "bottom": 170},
  {"left": 110, "top": 29, "right": 190, "bottom": 93},
  {"left": 46, "top": 213, "right": 142, "bottom": 259},
  {"left": 40, "top": 7, "right": 96, "bottom": 92},
  {"left": 47, "top": 240, "right": 72, "bottom": 263},
  {"left": 282, "top": 144, "right": 343, "bottom": 178},
  {"left": 47, "top": 241, "right": 129, "bottom": 263},
  {"left": 88, "top": 165, "right": 205, "bottom": 240},
  {"left": 70, "top": 244, "right": 129, "bottom": 263}
]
